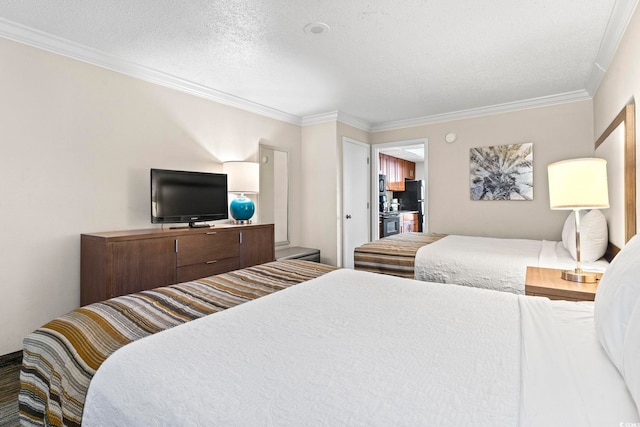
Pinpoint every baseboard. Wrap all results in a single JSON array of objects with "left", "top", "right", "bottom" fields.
[{"left": 0, "top": 350, "right": 22, "bottom": 367}]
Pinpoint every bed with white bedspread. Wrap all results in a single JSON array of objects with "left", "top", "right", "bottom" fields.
[
  {"left": 414, "top": 234, "right": 608, "bottom": 294},
  {"left": 82, "top": 235, "right": 640, "bottom": 426}
]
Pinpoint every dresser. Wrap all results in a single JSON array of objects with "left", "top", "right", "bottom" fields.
[{"left": 81, "top": 223, "right": 274, "bottom": 305}]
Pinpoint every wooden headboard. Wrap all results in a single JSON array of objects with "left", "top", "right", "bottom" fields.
[{"left": 594, "top": 103, "right": 636, "bottom": 261}]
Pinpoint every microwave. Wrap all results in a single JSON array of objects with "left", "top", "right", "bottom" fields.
[
  {"left": 379, "top": 174, "right": 386, "bottom": 195},
  {"left": 381, "top": 214, "right": 400, "bottom": 237}
]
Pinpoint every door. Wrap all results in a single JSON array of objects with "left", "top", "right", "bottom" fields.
[
  {"left": 374, "top": 138, "right": 428, "bottom": 237},
  {"left": 343, "top": 138, "right": 370, "bottom": 268}
]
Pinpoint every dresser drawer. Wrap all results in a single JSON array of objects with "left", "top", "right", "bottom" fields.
[
  {"left": 176, "top": 230, "right": 240, "bottom": 267},
  {"left": 176, "top": 257, "right": 240, "bottom": 282}
]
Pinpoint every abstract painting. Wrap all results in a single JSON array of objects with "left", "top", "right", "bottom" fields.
[{"left": 470, "top": 143, "right": 533, "bottom": 201}]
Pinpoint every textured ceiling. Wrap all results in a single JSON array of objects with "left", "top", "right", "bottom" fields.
[{"left": 0, "top": 0, "right": 635, "bottom": 129}]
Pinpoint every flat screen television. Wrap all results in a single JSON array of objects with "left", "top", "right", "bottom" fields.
[{"left": 151, "top": 168, "right": 228, "bottom": 228}]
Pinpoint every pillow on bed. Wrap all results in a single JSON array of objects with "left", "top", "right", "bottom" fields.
[
  {"left": 561, "top": 212, "right": 574, "bottom": 251},
  {"left": 595, "top": 234, "right": 640, "bottom": 374},
  {"left": 561, "top": 210, "right": 608, "bottom": 262}
]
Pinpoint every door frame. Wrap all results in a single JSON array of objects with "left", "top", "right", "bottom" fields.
[
  {"left": 371, "top": 138, "right": 428, "bottom": 240},
  {"left": 342, "top": 137, "right": 371, "bottom": 268}
]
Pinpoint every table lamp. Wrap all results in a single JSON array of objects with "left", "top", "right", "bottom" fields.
[
  {"left": 547, "top": 158, "right": 609, "bottom": 283},
  {"left": 223, "top": 161, "right": 259, "bottom": 224}
]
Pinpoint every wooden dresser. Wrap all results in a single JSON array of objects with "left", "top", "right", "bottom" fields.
[{"left": 81, "top": 223, "right": 274, "bottom": 305}]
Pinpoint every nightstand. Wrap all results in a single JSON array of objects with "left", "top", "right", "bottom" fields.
[{"left": 525, "top": 266, "right": 602, "bottom": 301}]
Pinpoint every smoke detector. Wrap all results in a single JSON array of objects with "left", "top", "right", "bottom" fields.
[{"left": 304, "top": 22, "right": 330, "bottom": 35}]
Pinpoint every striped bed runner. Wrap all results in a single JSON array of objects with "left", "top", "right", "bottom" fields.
[
  {"left": 19, "top": 260, "right": 337, "bottom": 427},
  {"left": 354, "top": 232, "right": 446, "bottom": 278}
]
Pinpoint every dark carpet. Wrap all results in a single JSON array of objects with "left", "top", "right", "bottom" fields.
[{"left": 0, "top": 352, "right": 21, "bottom": 427}]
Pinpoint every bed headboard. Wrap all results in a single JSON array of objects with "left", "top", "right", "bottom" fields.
[{"left": 594, "top": 103, "right": 636, "bottom": 260}]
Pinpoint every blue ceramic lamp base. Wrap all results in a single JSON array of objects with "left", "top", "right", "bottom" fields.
[{"left": 230, "top": 195, "right": 255, "bottom": 224}]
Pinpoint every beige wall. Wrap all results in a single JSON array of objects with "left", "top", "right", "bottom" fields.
[
  {"left": 298, "top": 121, "right": 370, "bottom": 267},
  {"left": 593, "top": 4, "right": 640, "bottom": 234},
  {"left": 593, "top": 5, "right": 640, "bottom": 138},
  {"left": 337, "top": 121, "right": 370, "bottom": 144},
  {"left": 371, "top": 101, "right": 595, "bottom": 240},
  {"left": 301, "top": 121, "right": 339, "bottom": 265},
  {"left": 0, "top": 37, "right": 302, "bottom": 355}
]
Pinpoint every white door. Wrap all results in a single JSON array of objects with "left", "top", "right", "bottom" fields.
[{"left": 342, "top": 138, "right": 370, "bottom": 268}]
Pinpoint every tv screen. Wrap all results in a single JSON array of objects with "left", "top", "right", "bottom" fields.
[{"left": 151, "top": 169, "right": 228, "bottom": 227}]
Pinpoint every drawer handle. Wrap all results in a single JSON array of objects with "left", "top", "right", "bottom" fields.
[
  {"left": 206, "top": 260, "right": 218, "bottom": 264},
  {"left": 206, "top": 232, "right": 217, "bottom": 235}
]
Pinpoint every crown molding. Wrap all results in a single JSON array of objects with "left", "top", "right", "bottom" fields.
[
  {"left": 0, "top": 18, "right": 302, "bottom": 126},
  {"left": 370, "top": 90, "right": 592, "bottom": 132},
  {"left": 308, "top": 90, "right": 594, "bottom": 133},
  {"left": 336, "top": 111, "right": 372, "bottom": 132},
  {"left": 301, "top": 111, "right": 372, "bottom": 131},
  {"left": 585, "top": 0, "right": 639, "bottom": 95},
  {"left": 300, "top": 111, "right": 339, "bottom": 126}
]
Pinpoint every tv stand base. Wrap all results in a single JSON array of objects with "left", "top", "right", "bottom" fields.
[{"left": 170, "top": 222, "right": 213, "bottom": 229}]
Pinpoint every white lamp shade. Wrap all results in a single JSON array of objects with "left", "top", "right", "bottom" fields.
[
  {"left": 547, "top": 158, "right": 609, "bottom": 210},
  {"left": 223, "top": 161, "right": 259, "bottom": 194}
]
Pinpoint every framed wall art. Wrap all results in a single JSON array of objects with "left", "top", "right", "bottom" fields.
[{"left": 470, "top": 143, "right": 533, "bottom": 201}]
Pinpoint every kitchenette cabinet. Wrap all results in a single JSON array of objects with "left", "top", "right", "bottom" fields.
[
  {"left": 400, "top": 212, "right": 418, "bottom": 233},
  {"left": 379, "top": 153, "right": 415, "bottom": 191}
]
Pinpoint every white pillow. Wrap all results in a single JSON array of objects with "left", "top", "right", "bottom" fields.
[
  {"left": 561, "top": 212, "right": 574, "bottom": 251},
  {"left": 595, "top": 234, "right": 640, "bottom": 374},
  {"left": 622, "top": 299, "right": 640, "bottom": 416},
  {"left": 561, "top": 210, "right": 608, "bottom": 262}
]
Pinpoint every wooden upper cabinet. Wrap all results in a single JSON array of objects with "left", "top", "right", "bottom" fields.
[
  {"left": 379, "top": 153, "right": 416, "bottom": 192},
  {"left": 381, "top": 153, "right": 391, "bottom": 186},
  {"left": 388, "top": 157, "right": 397, "bottom": 190},
  {"left": 394, "top": 159, "right": 402, "bottom": 191},
  {"left": 379, "top": 153, "right": 392, "bottom": 190},
  {"left": 404, "top": 159, "right": 415, "bottom": 180}
]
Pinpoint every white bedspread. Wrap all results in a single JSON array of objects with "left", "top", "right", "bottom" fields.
[
  {"left": 83, "top": 269, "right": 636, "bottom": 426},
  {"left": 414, "top": 235, "right": 608, "bottom": 294}
]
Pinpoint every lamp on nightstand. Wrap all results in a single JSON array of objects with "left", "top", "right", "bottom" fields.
[
  {"left": 547, "top": 158, "right": 609, "bottom": 283},
  {"left": 223, "top": 161, "right": 259, "bottom": 224}
]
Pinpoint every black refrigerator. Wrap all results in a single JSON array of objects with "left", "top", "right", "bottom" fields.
[{"left": 393, "top": 180, "right": 424, "bottom": 232}]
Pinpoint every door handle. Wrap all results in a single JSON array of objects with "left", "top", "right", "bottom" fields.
[{"left": 346, "top": 214, "right": 352, "bottom": 219}]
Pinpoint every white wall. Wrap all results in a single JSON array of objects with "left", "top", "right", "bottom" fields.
[
  {"left": 0, "top": 37, "right": 302, "bottom": 355},
  {"left": 371, "top": 101, "right": 595, "bottom": 240}
]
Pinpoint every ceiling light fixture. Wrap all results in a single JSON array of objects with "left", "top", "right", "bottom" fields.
[{"left": 304, "top": 22, "right": 330, "bottom": 35}]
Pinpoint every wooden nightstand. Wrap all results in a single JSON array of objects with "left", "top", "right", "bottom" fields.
[{"left": 525, "top": 266, "right": 602, "bottom": 301}]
